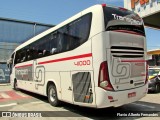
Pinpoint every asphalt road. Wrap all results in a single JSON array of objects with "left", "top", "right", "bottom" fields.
[{"left": 0, "top": 85, "right": 160, "bottom": 120}]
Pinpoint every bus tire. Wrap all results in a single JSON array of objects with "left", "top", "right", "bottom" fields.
[
  {"left": 48, "top": 84, "right": 60, "bottom": 106},
  {"left": 13, "top": 80, "right": 19, "bottom": 91}
]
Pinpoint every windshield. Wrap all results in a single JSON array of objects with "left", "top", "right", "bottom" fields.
[
  {"left": 149, "top": 69, "right": 160, "bottom": 76},
  {"left": 103, "top": 6, "right": 145, "bottom": 36}
]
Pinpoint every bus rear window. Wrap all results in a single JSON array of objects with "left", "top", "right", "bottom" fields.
[{"left": 103, "top": 6, "right": 145, "bottom": 36}]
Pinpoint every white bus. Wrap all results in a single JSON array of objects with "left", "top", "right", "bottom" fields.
[{"left": 7, "top": 4, "right": 148, "bottom": 108}]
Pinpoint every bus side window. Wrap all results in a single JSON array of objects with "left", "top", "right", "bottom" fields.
[
  {"left": 43, "top": 36, "right": 51, "bottom": 56},
  {"left": 56, "top": 27, "right": 70, "bottom": 53},
  {"left": 50, "top": 32, "right": 58, "bottom": 54},
  {"left": 34, "top": 42, "right": 40, "bottom": 58},
  {"left": 14, "top": 50, "right": 22, "bottom": 65},
  {"left": 57, "top": 32, "right": 64, "bottom": 53},
  {"left": 29, "top": 42, "right": 38, "bottom": 60},
  {"left": 68, "top": 14, "right": 91, "bottom": 50},
  {"left": 27, "top": 49, "right": 32, "bottom": 61},
  {"left": 20, "top": 48, "right": 27, "bottom": 62}
]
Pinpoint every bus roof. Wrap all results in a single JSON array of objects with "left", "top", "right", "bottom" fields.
[{"left": 14, "top": 4, "right": 133, "bottom": 52}]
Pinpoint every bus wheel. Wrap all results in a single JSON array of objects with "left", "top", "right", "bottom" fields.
[
  {"left": 48, "top": 84, "right": 60, "bottom": 106},
  {"left": 14, "top": 80, "right": 19, "bottom": 91}
]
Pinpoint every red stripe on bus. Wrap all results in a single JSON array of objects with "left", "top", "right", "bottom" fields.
[
  {"left": 113, "top": 30, "right": 144, "bottom": 36},
  {"left": 121, "top": 60, "right": 146, "bottom": 62},
  {"left": 15, "top": 64, "right": 32, "bottom": 68},
  {"left": 38, "top": 53, "right": 92, "bottom": 65}
]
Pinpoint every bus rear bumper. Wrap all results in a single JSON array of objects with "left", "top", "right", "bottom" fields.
[{"left": 95, "top": 84, "right": 148, "bottom": 108}]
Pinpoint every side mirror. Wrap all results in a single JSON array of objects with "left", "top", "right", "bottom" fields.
[
  {"left": 7, "top": 61, "right": 9, "bottom": 69},
  {"left": 7, "top": 58, "right": 12, "bottom": 68}
]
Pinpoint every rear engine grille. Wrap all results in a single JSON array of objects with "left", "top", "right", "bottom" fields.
[{"left": 111, "top": 46, "right": 144, "bottom": 58}]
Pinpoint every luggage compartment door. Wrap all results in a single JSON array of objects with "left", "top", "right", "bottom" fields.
[{"left": 72, "top": 71, "right": 95, "bottom": 104}]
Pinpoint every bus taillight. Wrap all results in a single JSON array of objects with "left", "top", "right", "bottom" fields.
[
  {"left": 102, "top": 4, "right": 106, "bottom": 7},
  {"left": 98, "top": 61, "right": 114, "bottom": 91}
]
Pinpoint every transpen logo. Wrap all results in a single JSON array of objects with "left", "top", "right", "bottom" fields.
[
  {"left": 15, "top": 69, "right": 29, "bottom": 77},
  {"left": 112, "top": 14, "right": 142, "bottom": 25}
]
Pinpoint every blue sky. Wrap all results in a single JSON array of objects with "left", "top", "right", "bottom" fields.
[{"left": 0, "top": 0, "right": 159, "bottom": 50}]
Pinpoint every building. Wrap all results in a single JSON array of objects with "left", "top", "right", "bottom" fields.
[
  {"left": 147, "top": 49, "right": 160, "bottom": 66},
  {"left": 124, "top": 0, "right": 160, "bottom": 29},
  {"left": 124, "top": 0, "right": 160, "bottom": 66},
  {"left": 0, "top": 17, "right": 54, "bottom": 83}
]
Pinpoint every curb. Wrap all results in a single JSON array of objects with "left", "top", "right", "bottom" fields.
[{"left": 0, "top": 83, "right": 11, "bottom": 86}]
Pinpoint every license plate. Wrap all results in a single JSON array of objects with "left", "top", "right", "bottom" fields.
[{"left": 128, "top": 92, "right": 136, "bottom": 98}]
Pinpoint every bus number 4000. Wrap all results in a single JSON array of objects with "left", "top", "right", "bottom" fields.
[{"left": 74, "top": 60, "right": 91, "bottom": 66}]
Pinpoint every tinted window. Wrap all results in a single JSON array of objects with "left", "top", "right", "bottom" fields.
[
  {"left": 103, "top": 6, "right": 145, "bottom": 36},
  {"left": 50, "top": 31, "right": 59, "bottom": 54},
  {"left": 34, "top": 35, "right": 50, "bottom": 58},
  {"left": 14, "top": 47, "right": 28, "bottom": 64},
  {"left": 14, "top": 13, "right": 92, "bottom": 64},
  {"left": 55, "top": 13, "right": 92, "bottom": 53},
  {"left": 68, "top": 14, "right": 92, "bottom": 49}
]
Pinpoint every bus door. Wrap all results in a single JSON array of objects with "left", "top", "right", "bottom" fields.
[
  {"left": 14, "top": 48, "right": 34, "bottom": 90},
  {"left": 24, "top": 59, "right": 36, "bottom": 92},
  {"left": 21, "top": 51, "right": 35, "bottom": 91},
  {"left": 71, "top": 71, "right": 94, "bottom": 105}
]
